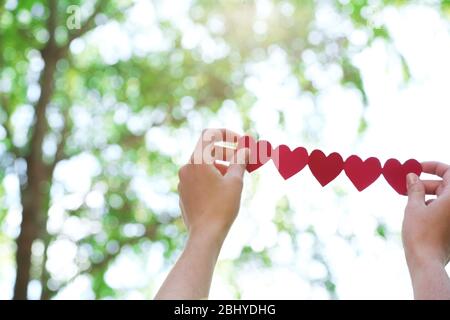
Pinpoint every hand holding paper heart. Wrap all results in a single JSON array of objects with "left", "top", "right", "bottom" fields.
[{"left": 237, "top": 135, "right": 422, "bottom": 195}]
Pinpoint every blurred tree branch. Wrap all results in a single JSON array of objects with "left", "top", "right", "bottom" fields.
[
  {"left": 65, "top": 0, "right": 109, "bottom": 48},
  {"left": 0, "top": 4, "right": 19, "bottom": 158},
  {"left": 63, "top": 0, "right": 134, "bottom": 54},
  {"left": 47, "top": 222, "right": 163, "bottom": 299},
  {"left": 0, "top": 95, "right": 20, "bottom": 157},
  {"left": 47, "top": 108, "right": 71, "bottom": 175}
]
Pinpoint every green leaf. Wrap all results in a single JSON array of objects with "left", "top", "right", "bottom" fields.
[{"left": 376, "top": 222, "right": 388, "bottom": 239}]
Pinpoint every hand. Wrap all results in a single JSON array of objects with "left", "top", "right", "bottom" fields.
[
  {"left": 155, "top": 128, "right": 249, "bottom": 299},
  {"left": 402, "top": 161, "right": 450, "bottom": 299},
  {"left": 178, "top": 128, "right": 250, "bottom": 244}
]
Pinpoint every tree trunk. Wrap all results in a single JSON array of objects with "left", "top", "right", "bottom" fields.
[
  {"left": 13, "top": 48, "right": 57, "bottom": 300},
  {"left": 12, "top": 0, "right": 106, "bottom": 299},
  {"left": 12, "top": 0, "right": 60, "bottom": 299}
]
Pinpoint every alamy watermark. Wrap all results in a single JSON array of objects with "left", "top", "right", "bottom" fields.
[
  {"left": 189, "top": 129, "right": 276, "bottom": 166},
  {"left": 66, "top": 5, "right": 81, "bottom": 30}
]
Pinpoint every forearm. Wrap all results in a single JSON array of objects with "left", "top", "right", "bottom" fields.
[
  {"left": 155, "top": 232, "right": 224, "bottom": 300},
  {"left": 408, "top": 260, "right": 450, "bottom": 300}
]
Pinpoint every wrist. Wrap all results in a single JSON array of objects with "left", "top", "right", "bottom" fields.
[
  {"left": 189, "top": 221, "right": 231, "bottom": 244},
  {"left": 405, "top": 258, "right": 450, "bottom": 299},
  {"left": 406, "top": 254, "right": 445, "bottom": 278},
  {"left": 405, "top": 247, "right": 446, "bottom": 272},
  {"left": 186, "top": 226, "right": 228, "bottom": 258}
]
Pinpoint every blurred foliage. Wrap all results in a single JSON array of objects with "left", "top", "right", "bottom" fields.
[
  {"left": 0, "top": 0, "right": 448, "bottom": 299},
  {"left": 376, "top": 221, "right": 388, "bottom": 239}
]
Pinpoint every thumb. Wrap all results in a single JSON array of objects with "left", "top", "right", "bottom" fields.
[
  {"left": 226, "top": 148, "right": 250, "bottom": 180},
  {"left": 406, "top": 173, "right": 425, "bottom": 207}
]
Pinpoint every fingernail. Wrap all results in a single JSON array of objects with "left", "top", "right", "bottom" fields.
[{"left": 407, "top": 173, "right": 418, "bottom": 185}]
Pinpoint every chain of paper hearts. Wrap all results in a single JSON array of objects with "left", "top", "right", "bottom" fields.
[{"left": 237, "top": 135, "right": 422, "bottom": 195}]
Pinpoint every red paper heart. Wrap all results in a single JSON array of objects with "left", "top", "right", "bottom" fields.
[
  {"left": 237, "top": 135, "right": 273, "bottom": 173},
  {"left": 383, "top": 159, "right": 422, "bottom": 195},
  {"left": 344, "top": 155, "right": 382, "bottom": 192},
  {"left": 309, "top": 150, "right": 344, "bottom": 187},
  {"left": 236, "top": 134, "right": 423, "bottom": 196},
  {"left": 272, "top": 145, "right": 309, "bottom": 180}
]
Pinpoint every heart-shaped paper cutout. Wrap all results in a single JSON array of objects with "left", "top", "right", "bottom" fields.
[
  {"left": 383, "top": 159, "right": 423, "bottom": 195},
  {"left": 344, "top": 155, "right": 382, "bottom": 192},
  {"left": 237, "top": 135, "right": 273, "bottom": 173},
  {"left": 272, "top": 145, "right": 309, "bottom": 180},
  {"left": 235, "top": 134, "right": 423, "bottom": 195},
  {"left": 309, "top": 150, "right": 344, "bottom": 187}
]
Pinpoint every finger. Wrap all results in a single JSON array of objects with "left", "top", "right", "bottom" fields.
[
  {"left": 421, "top": 162, "right": 450, "bottom": 179},
  {"left": 213, "top": 145, "right": 237, "bottom": 162},
  {"left": 421, "top": 180, "right": 443, "bottom": 195},
  {"left": 190, "top": 129, "right": 241, "bottom": 164},
  {"left": 190, "top": 129, "right": 223, "bottom": 164},
  {"left": 407, "top": 173, "right": 426, "bottom": 208},
  {"left": 226, "top": 148, "right": 250, "bottom": 180}
]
